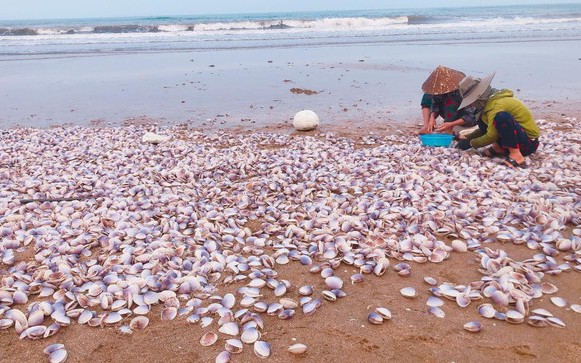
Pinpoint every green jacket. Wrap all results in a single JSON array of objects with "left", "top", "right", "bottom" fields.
[{"left": 468, "top": 90, "right": 540, "bottom": 148}]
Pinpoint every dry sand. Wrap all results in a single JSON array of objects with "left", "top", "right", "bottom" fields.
[
  {"left": 2, "top": 245, "right": 580, "bottom": 363},
  {"left": 1, "top": 111, "right": 580, "bottom": 363}
]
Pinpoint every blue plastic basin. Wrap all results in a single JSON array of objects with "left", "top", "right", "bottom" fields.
[{"left": 419, "top": 133, "right": 454, "bottom": 147}]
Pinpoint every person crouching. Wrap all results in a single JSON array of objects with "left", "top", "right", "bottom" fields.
[{"left": 455, "top": 73, "right": 541, "bottom": 168}]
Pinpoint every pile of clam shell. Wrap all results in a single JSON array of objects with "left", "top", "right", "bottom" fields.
[{"left": 0, "top": 117, "right": 579, "bottom": 361}]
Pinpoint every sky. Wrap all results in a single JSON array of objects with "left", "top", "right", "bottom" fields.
[{"left": 2, "top": 0, "right": 579, "bottom": 20}]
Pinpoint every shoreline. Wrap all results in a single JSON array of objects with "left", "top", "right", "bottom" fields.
[{"left": 1, "top": 38, "right": 581, "bottom": 130}]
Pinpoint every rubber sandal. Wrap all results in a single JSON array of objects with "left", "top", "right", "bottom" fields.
[
  {"left": 483, "top": 146, "right": 501, "bottom": 158},
  {"left": 503, "top": 157, "right": 527, "bottom": 169}
]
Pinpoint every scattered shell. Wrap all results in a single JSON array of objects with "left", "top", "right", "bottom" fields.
[
  {"left": 222, "top": 294, "right": 236, "bottom": 309},
  {"left": 241, "top": 327, "right": 261, "bottom": 344},
  {"left": 531, "top": 308, "right": 553, "bottom": 317},
  {"left": 423, "top": 277, "right": 437, "bottom": 286},
  {"left": 527, "top": 316, "right": 548, "bottom": 328},
  {"left": 400, "top": 287, "right": 417, "bottom": 298},
  {"left": 367, "top": 312, "right": 384, "bottom": 325},
  {"left": 350, "top": 273, "right": 364, "bottom": 283},
  {"left": 490, "top": 291, "right": 509, "bottom": 307},
  {"left": 161, "top": 307, "right": 177, "bottom": 321},
  {"left": 298, "top": 285, "right": 313, "bottom": 296},
  {"left": 215, "top": 351, "right": 231, "bottom": 363},
  {"left": 49, "top": 349, "right": 68, "bottom": 363},
  {"left": 253, "top": 341, "right": 271, "bottom": 359},
  {"left": 302, "top": 299, "right": 321, "bottom": 316},
  {"left": 12, "top": 291, "right": 28, "bottom": 305},
  {"left": 478, "top": 304, "right": 496, "bottom": 319},
  {"left": 325, "top": 276, "right": 343, "bottom": 290},
  {"left": 375, "top": 307, "right": 392, "bottom": 320},
  {"left": 456, "top": 295, "right": 471, "bottom": 308},
  {"left": 103, "top": 312, "right": 122, "bottom": 325},
  {"left": 550, "top": 297, "right": 568, "bottom": 308},
  {"left": 322, "top": 290, "right": 337, "bottom": 302},
  {"left": 225, "top": 339, "right": 244, "bottom": 354},
  {"left": 463, "top": 321, "right": 482, "bottom": 332},
  {"left": 451, "top": 240, "right": 467, "bottom": 253},
  {"left": 426, "top": 297, "right": 444, "bottom": 307},
  {"left": 505, "top": 310, "right": 525, "bottom": 324},
  {"left": 428, "top": 306, "right": 445, "bottom": 318},
  {"left": 288, "top": 343, "right": 308, "bottom": 355},
  {"left": 43, "top": 344, "right": 65, "bottom": 355},
  {"left": 200, "top": 332, "right": 219, "bottom": 347},
  {"left": 28, "top": 310, "right": 45, "bottom": 327},
  {"left": 118, "top": 325, "right": 132, "bottom": 335},
  {"left": 129, "top": 316, "right": 149, "bottom": 330},
  {"left": 540, "top": 282, "right": 558, "bottom": 294},
  {"left": 546, "top": 316, "right": 566, "bottom": 328}
]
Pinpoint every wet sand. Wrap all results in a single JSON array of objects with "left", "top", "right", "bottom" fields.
[{"left": 1, "top": 38, "right": 581, "bottom": 129}]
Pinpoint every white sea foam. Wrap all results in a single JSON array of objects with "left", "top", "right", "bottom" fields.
[
  {"left": 158, "top": 24, "right": 190, "bottom": 32},
  {"left": 2, "top": 5, "right": 581, "bottom": 56}
]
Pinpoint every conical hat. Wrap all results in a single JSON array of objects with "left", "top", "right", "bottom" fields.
[{"left": 421, "top": 66, "right": 466, "bottom": 95}]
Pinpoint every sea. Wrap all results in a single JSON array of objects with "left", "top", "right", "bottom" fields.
[{"left": 1, "top": 3, "right": 581, "bottom": 57}]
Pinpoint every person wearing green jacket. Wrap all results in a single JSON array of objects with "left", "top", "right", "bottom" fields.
[{"left": 455, "top": 73, "right": 541, "bottom": 168}]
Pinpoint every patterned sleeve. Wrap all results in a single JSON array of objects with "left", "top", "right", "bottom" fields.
[
  {"left": 421, "top": 94, "right": 432, "bottom": 108},
  {"left": 430, "top": 95, "right": 442, "bottom": 115}
]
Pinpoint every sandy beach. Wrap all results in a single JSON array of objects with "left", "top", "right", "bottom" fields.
[
  {"left": 0, "top": 112, "right": 580, "bottom": 363},
  {"left": 1, "top": 9, "right": 581, "bottom": 362}
]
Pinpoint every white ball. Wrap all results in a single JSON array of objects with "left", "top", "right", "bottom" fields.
[{"left": 292, "top": 110, "right": 319, "bottom": 131}]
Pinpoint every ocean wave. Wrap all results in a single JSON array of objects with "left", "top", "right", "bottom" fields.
[
  {"left": 0, "top": 16, "right": 409, "bottom": 36},
  {"left": 1, "top": 14, "right": 581, "bottom": 37}
]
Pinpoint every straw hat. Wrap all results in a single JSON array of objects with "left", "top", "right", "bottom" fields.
[
  {"left": 458, "top": 72, "right": 495, "bottom": 110},
  {"left": 421, "top": 66, "right": 466, "bottom": 95}
]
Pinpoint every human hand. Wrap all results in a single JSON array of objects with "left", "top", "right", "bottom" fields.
[
  {"left": 455, "top": 139, "right": 472, "bottom": 150},
  {"left": 436, "top": 123, "right": 454, "bottom": 133}
]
